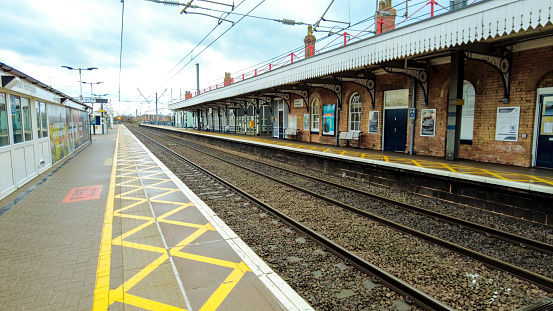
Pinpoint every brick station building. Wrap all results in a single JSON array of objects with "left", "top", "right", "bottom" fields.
[{"left": 170, "top": 0, "right": 553, "bottom": 168}]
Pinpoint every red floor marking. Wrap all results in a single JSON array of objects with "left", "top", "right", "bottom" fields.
[{"left": 62, "top": 185, "right": 103, "bottom": 203}]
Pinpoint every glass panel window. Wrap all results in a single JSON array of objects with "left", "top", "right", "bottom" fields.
[
  {"left": 349, "top": 93, "right": 362, "bottom": 132},
  {"left": 0, "top": 93, "right": 9, "bottom": 147},
  {"left": 21, "top": 97, "right": 32, "bottom": 141},
  {"left": 311, "top": 98, "right": 320, "bottom": 132},
  {"left": 41, "top": 102, "right": 47, "bottom": 138},
  {"left": 384, "top": 89, "right": 409, "bottom": 108},
  {"left": 461, "top": 81, "right": 475, "bottom": 141},
  {"left": 36, "top": 100, "right": 42, "bottom": 138},
  {"left": 10, "top": 95, "right": 23, "bottom": 144}
]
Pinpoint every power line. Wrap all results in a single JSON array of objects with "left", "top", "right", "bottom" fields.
[{"left": 171, "top": 0, "right": 267, "bottom": 78}]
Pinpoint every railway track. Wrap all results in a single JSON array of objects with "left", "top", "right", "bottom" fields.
[{"left": 129, "top": 125, "right": 553, "bottom": 309}]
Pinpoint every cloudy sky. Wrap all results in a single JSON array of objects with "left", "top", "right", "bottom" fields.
[{"left": 0, "top": 0, "right": 443, "bottom": 115}]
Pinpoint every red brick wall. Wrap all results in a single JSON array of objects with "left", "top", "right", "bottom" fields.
[
  {"left": 284, "top": 46, "right": 553, "bottom": 167},
  {"left": 457, "top": 47, "right": 553, "bottom": 166}
]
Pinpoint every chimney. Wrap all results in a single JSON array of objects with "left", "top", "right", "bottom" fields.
[
  {"left": 224, "top": 72, "right": 232, "bottom": 86},
  {"left": 185, "top": 91, "right": 192, "bottom": 100},
  {"left": 449, "top": 0, "right": 467, "bottom": 11},
  {"left": 375, "top": 0, "right": 396, "bottom": 34},
  {"left": 304, "top": 25, "right": 316, "bottom": 58}
]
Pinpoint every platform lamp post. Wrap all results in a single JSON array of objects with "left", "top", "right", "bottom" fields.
[{"left": 61, "top": 66, "right": 98, "bottom": 101}]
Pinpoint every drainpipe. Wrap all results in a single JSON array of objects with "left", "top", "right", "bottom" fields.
[
  {"left": 409, "top": 77, "right": 416, "bottom": 155},
  {"left": 334, "top": 100, "right": 340, "bottom": 146}
]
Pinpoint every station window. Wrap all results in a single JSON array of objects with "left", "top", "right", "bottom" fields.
[
  {"left": 311, "top": 98, "right": 320, "bottom": 132},
  {"left": 36, "top": 101, "right": 47, "bottom": 138},
  {"left": 384, "top": 89, "right": 409, "bottom": 108},
  {"left": 22, "top": 97, "right": 32, "bottom": 141},
  {"left": 461, "top": 81, "right": 475, "bottom": 143},
  {"left": 0, "top": 92, "right": 8, "bottom": 147},
  {"left": 10, "top": 95, "right": 23, "bottom": 144},
  {"left": 349, "top": 93, "right": 361, "bottom": 132}
]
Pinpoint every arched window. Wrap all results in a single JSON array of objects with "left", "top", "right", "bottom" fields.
[
  {"left": 311, "top": 98, "right": 320, "bottom": 132},
  {"left": 349, "top": 93, "right": 361, "bottom": 131},
  {"left": 461, "top": 81, "right": 475, "bottom": 142}
]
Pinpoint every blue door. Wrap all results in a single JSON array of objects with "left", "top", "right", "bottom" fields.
[
  {"left": 384, "top": 109, "right": 408, "bottom": 152},
  {"left": 536, "top": 94, "right": 553, "bottom": 168}
]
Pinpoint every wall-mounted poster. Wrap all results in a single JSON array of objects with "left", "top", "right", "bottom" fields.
[
  {"left": 368, "top": 111, "right": 379, "bottom": 134},
  {"left": 294, "top": 99, "right": 303, "bottom": 108},
  {"left": 303, "top": 114, "right": 309, "bottom": 130},
  {"left": 420, "top": 109, "right": 436, "bottom": 137},
  {"left": 495, "top": 106, "right": 520, "bottom": 141},
  {"left": 322, "top": 104, "right": 335, "bottom": 135},
  {"left": 288, "top": 114, "right": 297, "bottom": 130}
]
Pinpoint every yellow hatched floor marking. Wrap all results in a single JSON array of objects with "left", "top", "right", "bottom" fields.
[
  {"left": 530, "top": 176, "right": 553, "bottom": 186},
  {"left": 441, "top": 163, "right": 458, "bottom": 172},
  {"left": 361, "top": 153, "right": 365, "bottom": 158},
  {"left": 199, "top": 262, "right": 251, "bottom": 311},
  {"left": 323, "top": 148, "right": 330, "bottom": 153},
  {"left": 114, "top": 199, "right": 148, "bottom": 213},
  {"left": 340, "top": 150, "right": 346, "bottom": 155},
  {"left": 109, "top": 253, "right": 169, "bottom": 304},
  {"left": 119, "top": 293, "right": 186, "bottom": 311},
  {"left": 411, "top": 160, "right": 423, "bottom": 167},
  {"left": 171, "top": 252, "right": 248, "bottom": 269},
  {"left": 93, "top": 127, "right": 120, "bottom": 310},
  {"left": 309, "top": 147, "right": 317, "bottom": 150},
  {"left": 480, "top": 169, "right": 509, "bottom": 180},
  {"left": 157, "top": 203, "right": 194, "bottom": 220},
  {"left": 383, "top": 156, "right": 390, "bottom": 162},
  {"left": 297, "top": 145, "right": 303, "bottom": 148},
  {"left": 98, "top": 129, "right": 259, "bottom": 310}
]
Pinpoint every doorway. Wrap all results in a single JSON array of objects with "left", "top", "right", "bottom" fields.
[
  {"left": 535, "top": 89, "right": 553, "bottom": 168},
  {"left": 384, "top": 109, "right": 408, "bottom": 152}
]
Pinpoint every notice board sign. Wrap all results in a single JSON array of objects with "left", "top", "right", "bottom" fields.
[{"left": 495, "top": 106, "right": 520, "bottom": 142}]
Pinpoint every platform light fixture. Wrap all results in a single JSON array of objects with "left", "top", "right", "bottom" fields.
[{"left": 61, "top": 66, "right": 98, "bottom": 100}]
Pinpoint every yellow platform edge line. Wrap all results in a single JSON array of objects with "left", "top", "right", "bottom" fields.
[{"left": 93, "top": 127, "right": 120, "bottom": 310}]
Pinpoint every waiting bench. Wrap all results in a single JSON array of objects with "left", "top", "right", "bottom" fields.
[
  {"left": 285, "top": 128, "right": 299, "bottom": 140},
  {"left": 337, "top": 131, "right": 362, "bottom": 148}
]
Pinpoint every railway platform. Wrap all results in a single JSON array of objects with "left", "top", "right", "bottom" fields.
[
  {"left": 0, "top": 125, "right": 311, "bottom": 310},
  {"left": 146, "top": 125, "right": 553, "bottom": 193}
]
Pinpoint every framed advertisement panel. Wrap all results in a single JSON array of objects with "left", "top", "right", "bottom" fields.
[
  {"left": 322, "top": 104, "right": 335, "bottom": 136},
  {"left": 368, "top": 111, "right": 379, "bottom": 134},
  {"left": 420, "top": 109, "right": 436, "bottom": 137}
]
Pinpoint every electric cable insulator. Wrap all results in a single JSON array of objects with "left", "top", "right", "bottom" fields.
[{"left": 281, "top": 19, "right": 296, "bottom": 25}]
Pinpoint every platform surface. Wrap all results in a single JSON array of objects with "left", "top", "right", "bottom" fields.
[
  {"left": 0, "top": 125, "right": 311, "bottom": 311},
  {"left": 146, "top": 125, "right": 553, "bottom": 194}
]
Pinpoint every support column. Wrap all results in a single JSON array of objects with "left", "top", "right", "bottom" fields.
[{"left": 446, "top": 51, "right": 465, "bottom": 160}]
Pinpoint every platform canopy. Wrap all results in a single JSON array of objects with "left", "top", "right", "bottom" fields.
[{"left": 169, "top": 0, "right": 553, "bottom": 111}]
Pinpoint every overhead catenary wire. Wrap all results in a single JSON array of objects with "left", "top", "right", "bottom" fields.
[{"left": 171, "top": 0, "right": 267, "bottom": 78}]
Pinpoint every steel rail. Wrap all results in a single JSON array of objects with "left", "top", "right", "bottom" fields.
[
  {"left": 136, "top": 126, "right": 553, "bottom": 292},
  {"left": 131, "top": 126, "right": 454, "bottom": 311}
]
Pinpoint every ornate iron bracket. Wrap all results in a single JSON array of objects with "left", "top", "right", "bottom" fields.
[
  {"left": 304, "top": 83, "right": 342, "bottom": 109},
  {"left": 335, "top": 76, "right": 376, "bottom": 109},
  {"left": 383, "top": 67, "right": 429, "bottom": 105},
  {"left": 464, "top": 51, "right": 511, "bottom": 103},
  {"left": 276, "top": 89, "right": 310, "bottom": 112},
  {"left": 261, "top": 92, "right": 291, "bottom": 111}
]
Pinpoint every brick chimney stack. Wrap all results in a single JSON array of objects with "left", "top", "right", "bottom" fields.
[
  {"left": 304, "top": 25, "right": 316, "bottom": 58},
  {"left": 185, "top": 91, "right": 192, "bottom": 100},
  {"left": 375, "top": 0, "right": 396, "bottom": 34},
  {"left": 223, "top": 72, "right": 232, "bottom": 86}
]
